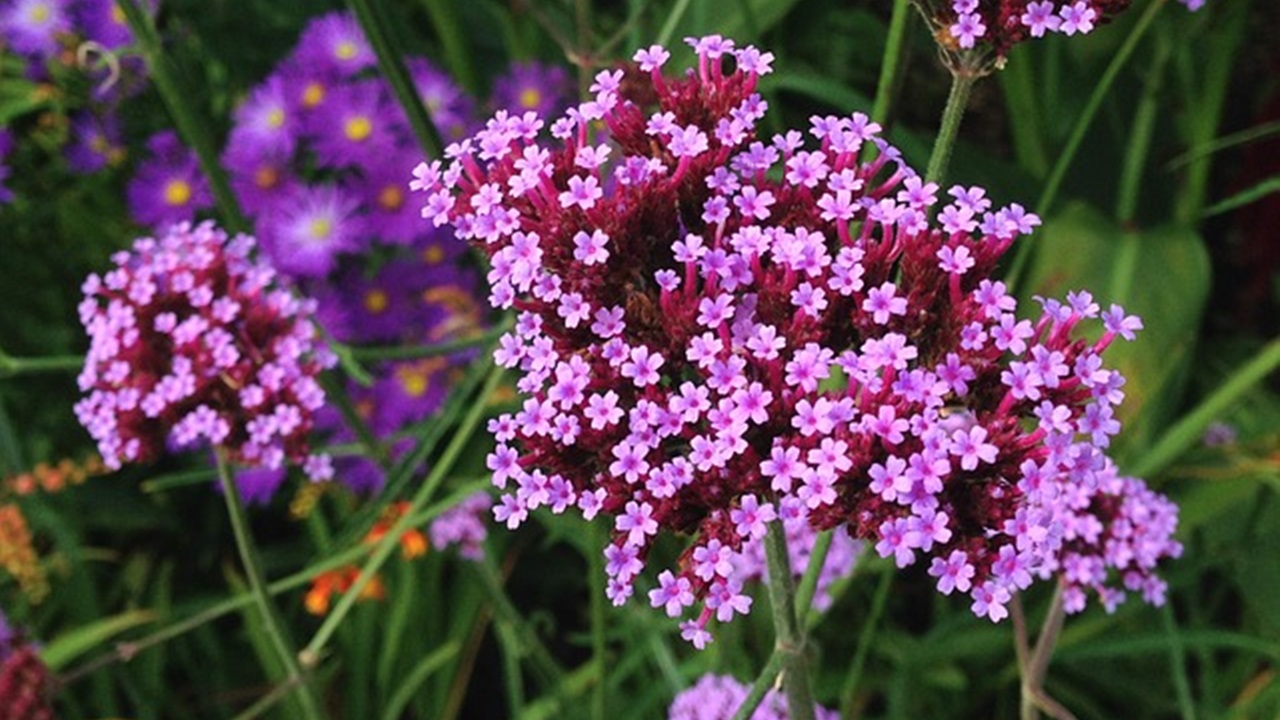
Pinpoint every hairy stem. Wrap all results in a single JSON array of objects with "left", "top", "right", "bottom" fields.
[
  {"left": 925, "top": 71, "right": 977, "bottom": 186},
  {"left": 763, "top": 520, "right": 816, "bottom": 720}
]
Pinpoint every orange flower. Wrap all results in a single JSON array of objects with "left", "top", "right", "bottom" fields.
[
  {"left": 0, "top": 504, "right": 47, "bottom": 603},
  {"left": 304, "top": 568, "right": 386, "bottom": 616}
]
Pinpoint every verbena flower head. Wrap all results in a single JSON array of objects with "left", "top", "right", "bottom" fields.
[
  {"left": 416, "top": 37, "right": 1181, "bottom": 643},
  {"left": 0, "top": 612, "right": 53, "bottom": 720},
  {"left": 74, "top": 221, "right": 336, "bottom": 478},
  {"left": 668, "top": 674, "right": 838, "bottom": 719},
  {"left": 912, "top": 0, "right": 1201, "bottom": 72},
  {"left": 126, "top": 131, "right": 213, "bottom": 228}
]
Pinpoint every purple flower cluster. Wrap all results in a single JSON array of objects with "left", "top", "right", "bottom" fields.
[
  {"left": 74, "top": 220, "right": 336, "bottom": 478},
  {"left": 915, "top": 0, "right": 1205, "bottom": 64},
  {"left": 668, "top": 674, "right": 838, "bottom": 720},
  {"left": 0, "top": 1, "right": 152, "bottom": 176},
  {"left": 413, "top": 36, "right": 1181, "bottom": 643},
  {"left": 207, "top": 12, "right": 572, "bottom": 500},
  {"left": 428, "top": 491, "right": 493, "bottom": 560}
]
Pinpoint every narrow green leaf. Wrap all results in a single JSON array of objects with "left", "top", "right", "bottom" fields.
[{"left": 41, "top": 610, "right": 157, "bottom": 671}]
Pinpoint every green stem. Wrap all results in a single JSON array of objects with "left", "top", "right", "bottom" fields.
[
  {"left": 1020, "top": 583, "right": 1072, "bottom": 720},
  {"left": 232, "top": 677, "right": 304, "bottom": 720},
  {"left": 301, "top": 363, "right": 503, "bottom": 663},
  {"left": 346, "top": 0, "right": 443, "bottom": 159},
  {"left": 793, "top": 530, "right": 832, "bottom": 622},
  {"left": 763, "top": 520, "right": 816, "bottom": 720},
  {"left": 1130, "top": 339, "right": 1280, "bottom": 478},
  {"left": 420, "top": 0, "right": 477, "bottom": 94},
  {"left": 729, "top": 650, "right": 785, "bottom": 720},
  {"left": 0, "top": 352, "right": 83, "bottom": 378},
  {"left": 349, "top": 320, "right": 513, "bottom": 363},
  {"left": 57, "top": 480, "right": 487, "bottom": 687},
  {"left": 213, "top": 452, "right": 323, "bottom": 719},
  {"left": 872, "top": 0, "right": 912, "bottom": 125},
  {"left": 1005, "top": 0, "right": 1169, "bottom": 291},
  {"left": 656, "top": 0, "right": 695, "bottom": 47},
  {"left": 475, "top": 552, "right": 567, "bottom": 690},
  {"left": 117, "top": 0, "right": 248, "bottom": 233},
  {"left": 925, "top": 71, "right": 977, "bottom": 186},
  {"left": 1115, "top": 30, "right": 1171, "bottom": 225},
  {"left": 1162, "top": 602, "right": 1197, "bottom": 720},
  {"left": 589, "top": 522, "right": 607, "bottom": 720},
  {"left": 838, "top": 566, "right": 893, "bottom": 718}
]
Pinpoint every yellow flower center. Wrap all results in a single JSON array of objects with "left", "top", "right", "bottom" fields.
[
  {"left": 377, "top": 185, "right": 404, "bottom": 211},
  {"left": 399, "top": 369, "right": 428, "bottom": 398},
  {"left": 253, "top": 166, "right": 279, "bottom": 189},
  {"left": 519, "top": 87, "right": 542, "bottom": 109},
  {"left": 307, "top": 217, "right": 333, "bottom": 241},
  {"left": 335, "top": 40, "right": 358, "bottom": 60},
  {"left": 162, "top": 179, "right": 192, "bottom": 207},
  {"left": 343, "top": 116, "right": 372, "bottom": 142},
  {"left": 363, "top": 289, "right": 389, "bottom": 314},
  {"left": 90, "top": 135, "right": 108, "bottom": 153},
  {"left": 266, "top": 108, "right": 285, "bottom": 129},
  {"left": 422, "top": 245, "right": 445, "bottom": 265},
  {"left": 29, "top": 3, "right": 51, "bottom": 24},
  {"left": 111, "top": 3, "right": 125, "bottom": 24},
  {"left": 302, "top": 82, "right": 325, "bottom": 109}
]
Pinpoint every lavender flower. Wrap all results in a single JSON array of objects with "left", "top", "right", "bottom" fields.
[
  {"left": 668, "top": 674, "right": 838, "bottom": 720},
  {"left": 74, "top": 221, "right": 336, "bottom": 478},
  {"left": 65, "top": 111, "right": 124, "bottom": 174},
  {"left": 0, "top": 0, "right": 71, "bottom": 58},
  {"left": 415, "top": 36, "right": 1181, "bottom": 645},
  {"left": 126, "top": 131, "right": 213, "bottom": 229},
  {"left": 429, "top": 492, "right": 493, "bottom": 560}
]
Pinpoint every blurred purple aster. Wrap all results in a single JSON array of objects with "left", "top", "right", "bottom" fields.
[
  {"left": 222, "top": 136, "right": 299, "bottom": 219},
  {"left": 409, "top": 57, "right": 475, "bottom": 141},
  {"left": 490, "top": 61, "right": 573, "bottom": 120},
  {"left": 75, "top": 0, "right": 138, "bottom": 50},
  {"left": 278, "top": 58, "right": 334, "bottom": 118},
  {"left": 0, "top": 0, "right": 71, "bottom": 57},
  {"left": 65, "top": 110, "right": 123, "bottom": 174},
  {"left": 306, "top": 79, "right": 397, "bottom": 169},
  {"left": 126, "top": 131, "right": 213, "bottom": 229},
  {"left": 293, "top": 11, "right": 375, "bottom": 78},
  {"left": 316, "top": 260, "right": 421, "bottom": 344},
  {"left": 232, "top": 73, "right": 298, "bottom": 157},
  {"left": 0, "top": 129, "right": 13, "bottom": 204},
  {"left": 231, "top": 465, "right": 287, "bottom": 506},
  {"left": 260, "top": 183, "right": 362, "bottom": 278},
  {"left": 348, "top": 150, "right": 423, "bottom": 245}
]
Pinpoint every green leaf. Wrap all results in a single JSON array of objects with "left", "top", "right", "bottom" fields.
[
  {"left": 40, "top": 609, "right": 157, "bottom": 671},
  {"left": 1201, "top": 174, "right": 1280, "bottom": 218},
  {"left": 1018, "top": 202, "right": 1212, "bottom": 464}
]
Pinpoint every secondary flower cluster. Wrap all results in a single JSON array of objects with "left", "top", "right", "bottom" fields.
[
  {"left": 668, "top": 674, "right": 838, "bottom": 720},
  {"left": 911, "top": 0, "right": 1206, "bottom": 67},
  {"left": 0, "top": 612, "right": 53, "bottom": 720},
  {"left": 74, "top": 221, "right": 335, "bottom": 478},
  {"left": 417, "top": 37, "right": 1179, "bottom": 643}
]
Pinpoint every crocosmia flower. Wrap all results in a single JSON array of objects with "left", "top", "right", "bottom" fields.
[
  {"left": 414, "top": 35, "right": 1181, "bottom": 645},
  {"left": 74, "top": 221, "right": 336, "bottom": 479}
]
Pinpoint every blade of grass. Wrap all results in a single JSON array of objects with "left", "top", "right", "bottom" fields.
[
  {"left": 347, "top": 0, "right": 442, "bottom": 158},
  {"left": 1199, "top": 175, "right": 1280, "bottom": 219},
  {"left": 379, "top": 641, "right": 461, "bottom": 720}
]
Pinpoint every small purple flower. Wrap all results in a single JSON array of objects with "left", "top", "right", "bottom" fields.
[
  {"left": 126, "top": 131, "right": 213, "bottom": 229},
  {"left": 1, "top": 0, "right": 71, "bottom": 57},
  {"left": 260, "top": 184, "right": 363, "bottom": 278}
]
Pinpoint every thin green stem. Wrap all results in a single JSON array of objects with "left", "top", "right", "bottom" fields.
[
  {"left": 1115, "top": 30, "right": 1171, "bottom": 225},
  {"left": 1005, "top": 0, "right": 1169, "bottom": 291},
  {"left": 58, "top": 480, "right": 487, "bottom": 687},
  {"left": 763, "top": 520, "right": 816, "bottom": 720},
  {"left": 589, "top": 522, "right": 607, "bottom": 720},
  {"left": 420, "top": 0, "right": 477, "bottom": 94},
  {"left": 872, "top": 0, "right": 912, "bottom": 125},
  {"left": 301, "top": 362, "right": 503, "bottom": 663},
  {"left": 213, "top": 452, "right": 323, "bottom": 719},
  {"left": 793, "top": 530, "right": 832, "bottom": 621},
  {"left": 346, "top": 0, "right": 442, "bottom": 159},
  {"left": 1162, "top": 602, "right": 1197, "bottom": 720},
  {"left": 349, "top": 320, "right": 514, "bottom": 363},
  {"left": 474, "top": 552, "right": 567, "bottom": 691},
  {"left": 117, "top": 0, "right": 248, "bottom": 233},
  {"left": 1166, "top": 119, "right": 1280, "bottom": 171},
  {"left": 0, "top": 352, "right": 83, "bottom": 378},
  {"left": 232, "top": 677, "right": 304, "bottom": 720},
  {"left": 838, "top": 566, "right": 893, "bottom": 718},
  {"left": 1130, "top": 339, "right": 1280, "bottom": 478},
  {"left": 925, "top": 72, "right": 977, "bottom": 186},
  {"left": 729, "top": 650, "right": 785, "bottom": 720},
  {"left": 1020, "top": 583, "right": 1074, "bottom": 720},
  {"left": 656, "top": 0, "right": 694, "bottom": 47}
]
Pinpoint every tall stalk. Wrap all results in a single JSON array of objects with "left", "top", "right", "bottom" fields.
[
  {"left": 763, "top": 520, "right": 816, "bottom": 720},
  {"left": 925, "top": 71, "right": 977, "bottom": 186},
  {"left": 213, "top": 452, "right": 324, "bottom": 719}
]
